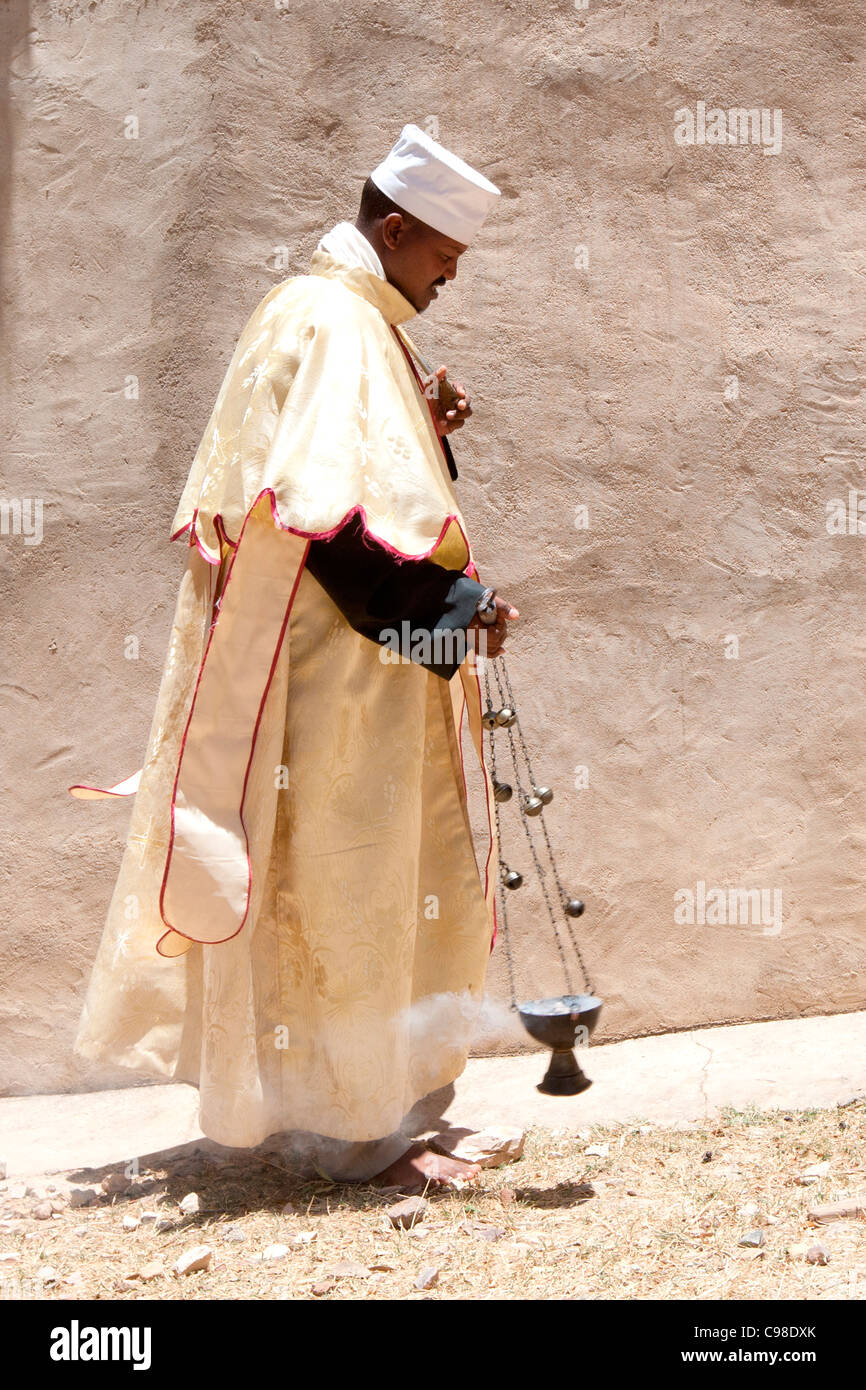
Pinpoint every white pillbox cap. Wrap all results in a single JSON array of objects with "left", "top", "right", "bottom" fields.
[{"left": 370, "top": 123, "right": 500, "bottom": 245}]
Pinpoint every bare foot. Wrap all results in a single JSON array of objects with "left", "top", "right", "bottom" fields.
[{"left": 370, "top": 1142, "right": 481, "bottom": 1193}]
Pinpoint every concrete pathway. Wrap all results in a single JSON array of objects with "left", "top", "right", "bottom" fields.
[{"left": 1, "top": 1011, "right": 863, "bottom": 1180}]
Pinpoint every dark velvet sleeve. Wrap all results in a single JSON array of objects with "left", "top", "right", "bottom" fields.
[{"left": 304, "top": 513, "right": 485, "bottom": 681}]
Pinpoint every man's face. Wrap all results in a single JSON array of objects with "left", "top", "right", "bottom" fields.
[{"left": 379, "top": 213, "right": 468, "bottom": 313}]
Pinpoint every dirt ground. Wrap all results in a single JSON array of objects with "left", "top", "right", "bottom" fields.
[{"left": 1, "top": 1102, "right": 863, "bottom": 1301}]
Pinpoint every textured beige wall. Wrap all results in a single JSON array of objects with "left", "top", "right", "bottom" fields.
[{"left": 2, "top": 0, "right": 865, "bottom": 1094}]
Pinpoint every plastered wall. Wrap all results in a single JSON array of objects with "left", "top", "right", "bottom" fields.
[{"left": 1, "top": 0, "right": 865, "bottom": 1092}]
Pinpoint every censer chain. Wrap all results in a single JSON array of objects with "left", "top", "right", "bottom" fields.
[
  {"left": 492, "top": 666, "right": 577, "bottom": 995},
  {"left": 486, "top": 695, "right": 520, "bottom": 1010},
  {"left": 494, "top": 660, "right": 596, "bottom": 994},
  {"left": 485, "top": 658, "right": 594, "bottom": 997}
]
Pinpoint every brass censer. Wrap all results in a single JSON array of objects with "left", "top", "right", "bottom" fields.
[{"left": 483, "top": 658, "right": 602, "bottom": 1096}]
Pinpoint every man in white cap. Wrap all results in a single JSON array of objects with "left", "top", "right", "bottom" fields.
[{"left": 73, "top": 125, "right": 517, "bottom": 1192}]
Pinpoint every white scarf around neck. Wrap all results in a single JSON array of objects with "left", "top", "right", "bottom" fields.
[{"left": 316, "top": 220, "right": 385, "bottom": 279}]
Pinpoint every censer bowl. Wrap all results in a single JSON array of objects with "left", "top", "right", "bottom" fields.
[{"left": 518, "top": 994, "right": 603, "bottom": 1096}]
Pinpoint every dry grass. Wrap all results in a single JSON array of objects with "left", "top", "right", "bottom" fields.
[{"left": 2, "top": 1102, "right": 864, "bottom": 1300}]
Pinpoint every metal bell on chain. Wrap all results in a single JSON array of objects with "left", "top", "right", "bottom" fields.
[
  {"left": 495, "top": 706, "right": 517, "bottom": 727},
  {"left": 482, "top": 702, "right": 498, "bottom": 731},
  {"left": 565, "top": 898, "right": 585, "bottom": 918},
  {"left": 523, "top": 794, "right": 544, "bottom": 816},
  {"left": 493, "top": 780, "right": 513, "bottom": 803},
  {"left": 535, "top": 786, "right": 554, "bottom": 805},
  {"left": 501, "top": 867, "right": 523, "bottom": 890}
]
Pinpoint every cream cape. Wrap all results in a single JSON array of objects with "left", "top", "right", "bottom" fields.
[{"left": 71, "top": 250, "right": 499, "bottom": 1146}]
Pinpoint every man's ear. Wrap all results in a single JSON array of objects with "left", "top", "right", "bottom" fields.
[
  {"left": 381, "top": 211, "right": 414, "bottom": 250},
  {"left": 380, "top": 212, "right": 402, "bottom": 249}
]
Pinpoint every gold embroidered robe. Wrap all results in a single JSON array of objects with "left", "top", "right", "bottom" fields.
[{"left": 72, "top": 251, "right": 497, "bottom": 1147}]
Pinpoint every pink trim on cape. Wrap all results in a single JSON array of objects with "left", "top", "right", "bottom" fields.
[
  {"left": 172, "top": 328, "right": 467, "bottom": 568},
  {"left": 171, "top": 494, "right": 473, "bottom": 572},
  {"left": 156, "top": 503, "right": 311, "bottom": 954}
]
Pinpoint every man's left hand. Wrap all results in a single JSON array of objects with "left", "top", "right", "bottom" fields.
[
  {"left": 424, "top": 365, "right": 472, "bottom": 436},
  {"left": 467, "top": 596, "right": 519, "bottom": 659}
]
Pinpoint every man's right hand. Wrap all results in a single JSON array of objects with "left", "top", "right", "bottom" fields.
[{"left": 467, "top": 596, "right": 519, "bottom": 658}]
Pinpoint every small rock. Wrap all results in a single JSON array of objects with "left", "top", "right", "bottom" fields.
[
  {"left": 802, "top": 1161, "right": 830, "bottom": 1179},
  {"left": 69, "top": 1188, "right": 99, "bottom": 1209},
  {"left": 155, "top": 1219, "right": 176, "bottom": 1233},
  {"left": 179, "top": 1192, "right": 201, "bottom": 1216},
  {"left": 288, "top": 1231, "right": 316, "bottom": 1247},
  {"left": 125, "top": 1180, "right": 157, "bottom": 1198},
  {"left": 25, "top": 1185, "right": 43, "bottom": 1199},
  {"left": 113, "top": 1278, "right": 138, "bottom": 1293},
  {"left": 280, "top": 1202, "right": 296, "bottom": 1215},
  {"left": 31, "top": 1203, "right": 53, "bottom": 1221},
  {"left": 263, "top": 1244, "right": 289, "bottom": 1261},
  {"left": 7, "top": 1185, "right": 27, "bottom": 1200},
  {"left": 431, "top": 1125, "right": 525, "bottom": 1168},
  {"left": 415, "top": 1266, "right": 439, "bottom": 1290},
  {"left": 387, "top": 1196, "right": 428, "bottom": 1229},
  {"left": 0, "top": 1252, "right": 19, "bottom": 1263},
  {"left": 0, "top": 1159, "right": 6, "bottom": 1181},
  {"left": 122, "top": 1216, "right": 140, "bottom": 1231},
  {"left": 71, "top": 1226, "right": 89, "bottom": 1237},
  {"left": 807, "top": 1199, "right": 866, "bottom": 1223},
  {"left": 38, "top": 1265, "right": 59, "bottom": 1284},
  {"left": 738, "top": 1229, "right": 765, "bottom": 1248},
  {"left": 327, "top": 1260, "right": 369, "bottom": 1279},
  {"left": 701, "top": 1151, "right": 713, "bottom": 1163},
  {"left": 173, "top": 1244, "right": 213, "bottom": 1276},
  {"left": 62, "top": 1271, "right": 83, "bottom": 1286},
  {"left": 311, "top": 1278, "right": 335, "bottom": 1296},
  {"left": 130, "top": 1262, "right": 164, "bottom": 1283},
  {"left": 102, "top": 1173, "right": 132, "bottom": 1196},
  {"left": 585, "top": 1143, "right": 609, "bottom": 1158},
  {"left": 222, "top": 1225, "right": 246, "bottom": 1243},
  {"left": 499, "top": 1188, "right": 515, "bottom": 1206},
  {"left": 139, "top": 1211, "right": 159, "bottom": 1224},
  {"left": 806, "top": 1244, "right": 830, "bottom": 1266},
  {"left": 738, "top": 1202, "right": 760, "bottom": 1218},
  {"left": 474, "top": 1224, "right": 506, "bottom": 1242}
]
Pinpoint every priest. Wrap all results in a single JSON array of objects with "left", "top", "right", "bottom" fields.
[{"left": 72, "top": 124, "right": 517, "bottom": 1191}]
